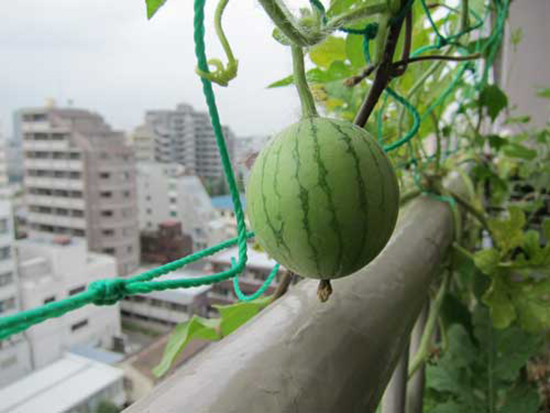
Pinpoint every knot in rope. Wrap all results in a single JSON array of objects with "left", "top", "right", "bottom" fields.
[
  {"left": 364, "top": 23, "right": 379, "bottom": 40},
  {"left": 436, "top": 37, "right": 449, "bottom": 48},
  {"left": 89, "top": 279, "right": 128, "bottom": 306}
]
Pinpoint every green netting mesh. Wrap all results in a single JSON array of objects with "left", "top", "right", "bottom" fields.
[{"left": 0, "top": 0, "right": 510, "bottom": 340}]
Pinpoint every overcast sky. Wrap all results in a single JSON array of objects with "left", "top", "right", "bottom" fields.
[{"left": 0, "top": 0, "right": 309, "bottom": 139}]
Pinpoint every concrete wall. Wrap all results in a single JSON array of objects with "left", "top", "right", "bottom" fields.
[{"left": 500, "top": 0, "right": 550, "bottom": 129}]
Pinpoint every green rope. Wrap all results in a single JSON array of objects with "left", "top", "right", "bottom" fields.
[
  {"left": 383, "top": 87, "right": 421, "bottom": 152},
  {"left": 0, "top": 0, "right": 512, "bottom": 341}
]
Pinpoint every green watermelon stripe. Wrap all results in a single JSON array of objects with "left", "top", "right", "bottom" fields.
[
  {"left": 293, "top": 122, "right": 321, "bottom": 275},
  {"left": 330, "top": 121, "right": 370, "bottom": 272},
  {"left": 259, "top": 142, "right": 292, "bottom": 263},
  {"left": 311, "top": 119, "right": 345, "bottom": 276}
]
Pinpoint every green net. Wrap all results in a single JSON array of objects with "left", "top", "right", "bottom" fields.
[{"left": 0, "top": 0, "right": 510, "bottom": 340}]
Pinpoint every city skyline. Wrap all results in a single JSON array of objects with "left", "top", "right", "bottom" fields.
[{"left": 0, "top": 0, "right": 304, "bottom": 139}]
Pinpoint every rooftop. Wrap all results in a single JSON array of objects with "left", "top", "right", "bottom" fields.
[
  {"left": 211, "top": 194, "right": 246, "bottom": 212},
  {"left": 0, "top": 354, "right": 123, "bottom": 413},
  {"left": 129, "top": 266, "right": 212, "bottom": 304},
  {"left": 209, "top": 244, "right": 283, "bottom": 271}
]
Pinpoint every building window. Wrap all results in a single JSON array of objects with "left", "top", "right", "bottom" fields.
[
  {"left": 100, "top": 191, "right": 112, "bottom": 198},
  {"left": 0, "top": 247, "right": 11, "bottom": 260},
  {"left": 0, "top": 273, "right": 13, "bottom": 287},
  {"left": 72, "top": 229, "right": 85, "bottom": 237},
  {"left": 101, "top": 210, "right": 113, "bottom": 217},
  {"left": 0, "top": 297, "right": 15, "bottom": 314},
  {"left": 146, "top": 208, "right": 152, "bottom": 215},
  {"left": 100, "top": 172, "right": 110, "bottom": 179},
  {"left": 71, "top": 319, "right": 88, "bottom": 332},
  {"left": 170, "top": 211, "right": 177, "bottom": 218},
  {"left": 103, "top": 248, "right": 115, "bottom": 255},
  {"left": 103, "top": 229, "right": 115, "bottom": 236},
  {"left": 146, "top": 196, "right": 151, "bottom": 201},
  {"left": 69, "top": 285, "right": 86, "bottom": 296},
  {"left": 43, "top": 296, "right": 56, "bottom": 304},
  {"left": 169, "top": 197, "right": 177, "bottom": 204},
  {"left": 123, "top": 191, "right": 131, "bottom": 198},
  {"left": 126, "top": 245, "right": 133, "bottom": 253},
  {"left": 0, "top": 220, "right": 8, "bottom": 234},
  {"left": 69, "top": 152, "right": 81, "bottom": 160}
]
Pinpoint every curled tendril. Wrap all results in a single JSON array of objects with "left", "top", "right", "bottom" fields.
[
  {"left": 195, "top": 0, "right": 238, "bottom": 87},
  {"left": 196, "top": 58, "right": 238, "bottom": 87}
]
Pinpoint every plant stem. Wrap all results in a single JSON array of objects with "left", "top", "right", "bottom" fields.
[
  {"left": 460, "top": 0, "right": 470, "bottom": 32},
  {"left": 448, "top": 190, "right": 494, "bottom": 241},
  {"left": 325, "top": 2, "right": 388, "bottom": 31},
  {"left": 431, "top": 112, "right": 442, "bottom": 172},
  {"left": 259, "top": 0, "right": 388, "bottom": 47},
  {"left": 291, "top": 45, "right": 319, "bottom": 118},
  {"left": 257, "top": 0, "right": 320, "bottom": 46},
  {"left": 399, "top": 188, "right": 422, "bottom": 206},
  {"left": 393, "top": 53, "right": 481, "bottom": 67},
  {"left": 270, "top": 271, "right": 295, "bottom": 302},
  {"left": 215, "top": 0, "right": 235, "bottom": 63},
  {"left": 354, "top": 8, "right": 406, "bottom": 127},
  {"left": 408, "top": 271, "right": 450, "bottom": 379}
]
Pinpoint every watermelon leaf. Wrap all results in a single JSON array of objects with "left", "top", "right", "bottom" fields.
[
  {"left": 146, "top": 0, "right": 167, "bottom": 19},
  {"left": 153, "top": 316, "right": 221, "bottom": 377}
]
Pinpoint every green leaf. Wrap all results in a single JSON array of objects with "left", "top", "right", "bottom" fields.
[
  {"left": 489, "top": 207, "right": 526, "bottom": 255},
  {"left": 479, "top": 84, "right": 508, "bottom": 122},
  {"left": 473, "top": 248, "right": 500, "bottom": 276},
  {"left": 215, "top": 296, "right": 271, "bottom": 336},
  {"left": 512, "top": 279, "right": 550, "bottom": 332},
  {"left": 536, "top": 87, "right": 550, "bottom": 99},
  {"left": 146, "top": 0, "right": 167, "bottom": 19},
  {"left": 482, "top": 276, "right": 517, "bottom": 329},
  {"left": 502, "top": 143, "right": 537, "bottom": 160},
  {"left": 272, "top": 28, "right": 292, "bottom": 46},
  {"left": 327, "top": 0, "right": 363, "bottom": 17},
  {"left": 510, "top": 27, "right": 523, "bottom": 48},
  {"left": 500, "top": 384, "right": 540, "bottom": 413},
  {"left": 153, "top": 316, "right": 221, "bottom": 377},
  {"left": 504, "top": 115, "right": 530, "bottom": 124},
  {"left": 309, "top": 36, "right": 347, "bottom": 69},
  {"left": 487, "top": 134, "right": 507, "bottom": 151},
  {"left": 430, "top": 401, "right": 469, "bottom": 413},
  {"left": 345, "top": 33, "right": 366, "bottom": 69},
  {"left": 493, "top": 327, "right": 540, "bottom": 382},
  {"left": 267, "top": 75, "right": 294, "bottom": 88}
]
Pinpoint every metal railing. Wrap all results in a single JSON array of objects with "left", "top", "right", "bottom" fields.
[{"left": 124, "top": 187, "right": 457, "bottom": 413}]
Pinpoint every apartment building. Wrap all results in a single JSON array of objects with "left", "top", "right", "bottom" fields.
[
  {"left": 137, "top": 162, "right": 221, "bottom": 251},
  {"left": 134, "top": 103, "right": 236, "bottom": 182},
  {"left": 16, "top": 106, "right": 140, "bottom": 275},
  {"left": 16, "top": 237, "right": 122, "bottom": 369},
  {"left": 121, "top": 267, "right": 211, "bottom": 332},
  {"left": 206, "top": 245, "right": 294, "bottom": 306},
  {"left": 0, "top": 200, "right": 32, "bottom": 388}
]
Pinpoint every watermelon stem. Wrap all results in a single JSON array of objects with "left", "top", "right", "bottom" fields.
[
  {"left": 291, "top": 45, "right": 319, "bottom": 119},
  {"left": 317, "top": 280, "right": 333, "bottom": 303}
]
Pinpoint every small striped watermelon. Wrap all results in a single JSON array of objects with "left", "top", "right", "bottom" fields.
[{"left": 246, "top": 117, "right": 400, "bottom": 280}]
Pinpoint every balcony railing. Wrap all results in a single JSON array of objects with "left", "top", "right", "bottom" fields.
[{"left": 124, "top": 179, "right": 459, "bottom": 413}]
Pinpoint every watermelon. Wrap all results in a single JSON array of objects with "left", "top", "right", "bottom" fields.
[{"left": 246, "top": 117, "right": 400, "bottom": 280}]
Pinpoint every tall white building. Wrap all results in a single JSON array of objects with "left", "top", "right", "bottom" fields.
[
  {"left": 137, "top": 162, "right": 222, "bottom": 251},
  {"left": 134, "top": 103, "right": 236, "bottom": 182},
  {"left": 16, "top": 237, "right": 121, "bottom": 369},
  {"left": 16, "top": 106, "right": 140, "bottom": 275},
  {"left": 0, "top": 200, "right": 32, "bottom": 388},
  {"left": 0, "top": 133, "right": 33, "bottom": 388}
]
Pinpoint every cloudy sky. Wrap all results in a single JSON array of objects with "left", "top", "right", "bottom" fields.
[{"left": 0, "top": 0, "right": 309, "bottom": 139}]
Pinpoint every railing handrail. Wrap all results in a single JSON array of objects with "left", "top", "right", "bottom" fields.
[{"left": 124, "top": 189, "right": 457, "bottom": 413}]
